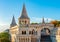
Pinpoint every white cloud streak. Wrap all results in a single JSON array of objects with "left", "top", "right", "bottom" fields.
[{"left": 30, "top": 17, "right": 54, "bottom": 23}]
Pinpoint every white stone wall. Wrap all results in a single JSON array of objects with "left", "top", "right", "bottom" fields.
[{"left": 10, "top": 23, "right": 58, "bottom": 42}]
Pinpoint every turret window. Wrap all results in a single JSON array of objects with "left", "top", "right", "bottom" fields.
[{"left": 19, "top": 21, "right": 21, "bottom": 24}]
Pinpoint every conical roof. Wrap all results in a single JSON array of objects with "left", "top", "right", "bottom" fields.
[
  {"left": 10, "top": 16, "right": 17, "bottom": 27},
  {"left": 20, "top": 4, "right": 29, "bottom": 19}
]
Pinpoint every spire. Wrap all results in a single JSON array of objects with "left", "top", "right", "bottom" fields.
[
  {"left": 10, "top": 15, "right": 17, "bottom": 27},
  {"left": 42, "top": 17, "right": 45, "bottom": 23},
  {"left": 20, "top": 4, "right": 29, "bottom": 19}
]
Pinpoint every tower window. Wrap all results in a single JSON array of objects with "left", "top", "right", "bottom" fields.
[
  {"left": 19, "top": 21, "right": 21, "bottom": 24},
  {"left": 25, "top": 21, "right": 27, "bottom": 24},
  {"left": 22, "top": 31, "right": 26, "bottom": 34}
]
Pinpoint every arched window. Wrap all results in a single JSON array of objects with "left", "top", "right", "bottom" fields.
[
  {"left": 32, "top": 29, "right": 35, "bottom": 34},
  {"left": 29, "top": 29, "right": 36, "bottom": 35},
  {"left": 22, "top": 31, "right": 26, "bottom": 34},
  {"left": 29, "top": 30, "right": 34, "bottom": 34},
  {"left": 19, "top": 21, "right": 21, "bottom": 24}
]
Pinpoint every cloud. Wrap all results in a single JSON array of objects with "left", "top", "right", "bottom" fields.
[
  {"left": 30, "top": 17, "right": 54, "bottom": 23},
  {"left": 0, "top": 18, "right": 10, "bottom": 32},
  {"left": 0, "top": 25, "right": 9, "bottom": 32},
  {"left": 0, "top": 19, "right": 9, "bottom": 26}
]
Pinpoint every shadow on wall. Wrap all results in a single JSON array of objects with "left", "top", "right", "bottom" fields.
[{"left": 50, "top": 27, "right": 58, "bottom": 42}]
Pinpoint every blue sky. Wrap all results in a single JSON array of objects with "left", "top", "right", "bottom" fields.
[{"left": 0, "top": 0, "right": 60, "bottom": 32}]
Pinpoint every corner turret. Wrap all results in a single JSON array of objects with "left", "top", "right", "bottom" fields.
[{"left": 10, "top": 16, "right": 17, "bottom": 27}]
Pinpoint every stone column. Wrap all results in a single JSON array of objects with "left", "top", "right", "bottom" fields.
[
  {"left": 29, "top": 37, "right": 31, "bottom": 42},
  {"left": 37, "top": 37, "right": 40, "bottom": 42},
  {"left": 17, "top": 36, "right": 19, "bottom": 42},
  {"left": 27, "top": 38, "right": 28, "bottom": 42}
]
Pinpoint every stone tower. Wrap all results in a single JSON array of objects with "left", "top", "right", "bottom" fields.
[{"left": 19, "top": 4, "right": 30, "bottom": 25}]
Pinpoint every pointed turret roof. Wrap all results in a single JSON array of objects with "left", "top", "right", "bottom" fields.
[
  {"left": 20, "top": 4, "right": 29, "bottom": 19},
  {"left": 10, "top": 16, "right": 17, "bottom": 27},
  {"left": 42, "top": 17, "right": 45, "bottom": 23}
]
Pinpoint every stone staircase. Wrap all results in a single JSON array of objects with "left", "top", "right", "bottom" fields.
[{"left": 40, "top": 35, "right": 52, "bottom": 42}]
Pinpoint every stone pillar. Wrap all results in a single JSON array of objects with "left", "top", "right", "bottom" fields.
[
  {"left": 37, "top": 36, "right": 40, "bottom": 42},
  {"left": 28, "top": 37, "right": 29, "bottom": 42},
  {"left": 27, "top": 38, "right": 28, "bottom": 42},
  {"left": 27, "top": 28, "right": 29, "bottom": 35},
  {"left": 39, "top": 38, "right": 40, "bottom": 42},
  {"left": 16, "top": 36, "right": 18, "bottom": 42},
  {"left": 25, "top": 38, "right": 26, "bottom": 42},
  {"left": 29, "top": 37, "right": 31, "bottom": 42},
  {"left": 20, "top": 38, "right": 21, "bottom": 42}
]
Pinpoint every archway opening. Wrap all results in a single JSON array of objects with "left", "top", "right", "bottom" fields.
[{"left": 40, "top": 28, "right": 52, "bottom": 42}]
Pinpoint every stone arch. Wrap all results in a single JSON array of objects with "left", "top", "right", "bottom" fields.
[
  {"left": 41, "top": 28, "right": 51, "bottom": 35},
  {"left": 40, "top": 28, "right": 52, "bottom": 42}
]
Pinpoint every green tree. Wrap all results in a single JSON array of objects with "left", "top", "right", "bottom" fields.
[{"left": 0, "top": 32, "right": 10, "bottom": 42}]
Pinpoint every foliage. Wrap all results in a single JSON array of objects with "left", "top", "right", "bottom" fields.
[
  {"left": 50, "top": 20, "right": 60, "bottom": 27},
  {"left": 0, "top": 32, "right": 10, "bottom": 42}
]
